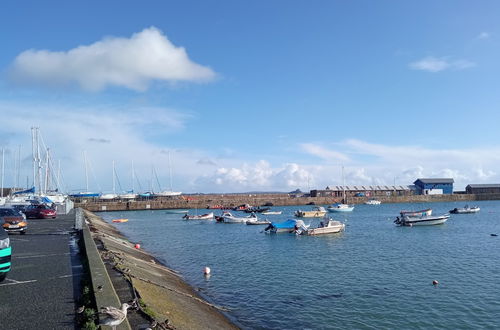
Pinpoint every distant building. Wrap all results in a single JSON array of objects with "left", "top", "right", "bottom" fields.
[
  {"left": 465, "top": 184, "right": 500, "bottom": 194},
  {"left": 413, "top": 178, "right": 454, "bottom": 195},
  {"left": 310, "top": 185, "right": 412, "bottom": 198}
]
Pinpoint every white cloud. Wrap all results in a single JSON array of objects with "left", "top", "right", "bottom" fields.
[
  {"left": 8, "top": 27, "right": 216, "bottom": 91},
  {"left": 299, "top": 143, "right": 349, "bottom": 162},
  {"left": 409, "top": 56, "right": 475, "bottom": 72},
  {"left": 478, "top": 32, "right": 490, "bottom": 39}
]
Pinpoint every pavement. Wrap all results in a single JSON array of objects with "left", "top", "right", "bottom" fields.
[{"left": 0, "top": 210, "right": 81, "bottom": 330}]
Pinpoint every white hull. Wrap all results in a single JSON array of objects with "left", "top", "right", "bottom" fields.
[
  {"left": 156, "top": 191, "right": 182, "bottom": 197},
  {"left": 305, "top": 221, "right": 345, "bottom": 235},
  {"left": 183, "top": 212, "right": 214, "bottom": 220},
  {"left": 224, "top": 214, "right": 257, "bottom": 223},
  {"left": 120, "top": 193, "right": 138, "bottom": 199},
  {"left": 165, "top": 209, "right": 189, "bottom": 214},
  {"left": 450, "top": 207, "right": 480, "bottom": 214},
  {"left": 100, "top": 193, "right": 118, "bottom": 200},
  {"left": 327, "top": 204, "right": 354, "bottom": 212},
  {"left": 396, "top": 214, "right": 449, "bottom": 226},
  {"left": 261, "top": 211, "right": 282, "bottom": 215}
]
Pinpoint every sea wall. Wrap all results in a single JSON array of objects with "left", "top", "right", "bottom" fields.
[{"left": 74, "top": 193, "right": 500, "bottom": 212}]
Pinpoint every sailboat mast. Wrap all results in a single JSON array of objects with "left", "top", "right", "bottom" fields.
[
  {"left": 342, "top": 165, "right": 346, "bottom": 203},
  {"left": 112, "top": 160, "right": 116, "bottom": 194},
  {"left": 31, "top": 127, "right": 36, "bottom": 191},
  {"left": 36, "top": 128, "right": 42, "bottom": 196},
  {"left": 132, "top": 160, "right": 135, "bottom": 192},
  {"left": 44, "top": 148, "right": 50, "bottom": 194},
  {"left": 168, "top": 151, "right": 173, "bottom": 192},
  {"left": 83, "top": 151, "right": 89, "bottom": 192}
]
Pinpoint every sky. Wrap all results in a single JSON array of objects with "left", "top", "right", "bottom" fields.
[{"left": 1, "top": 0, "right": 500, "bottom": 194}]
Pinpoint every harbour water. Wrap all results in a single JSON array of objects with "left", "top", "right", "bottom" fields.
[{"left": 100, "top": 200, "right": 500, "bottom": 329}]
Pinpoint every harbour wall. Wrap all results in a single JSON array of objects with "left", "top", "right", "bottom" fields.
[{"left": 74, "top": 193, "right": 500, "bottom": 212}]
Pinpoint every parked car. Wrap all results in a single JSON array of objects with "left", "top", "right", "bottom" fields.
[
  {"left": 0, "top": 207, "right": 28, "bottom": 234},
  {"left": 0, "top": 227, "right": 11, "bottom": 282},
  {"left": 23, "top": 204, "right": 57, "bottom": 219}
]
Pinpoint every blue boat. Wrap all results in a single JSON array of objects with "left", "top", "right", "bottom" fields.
[
  {"left": 69, "top": 192, "right": 100, "bottom": 198},
  {"left": 264, "top": 219, "right": 309, "bottom": 233}
]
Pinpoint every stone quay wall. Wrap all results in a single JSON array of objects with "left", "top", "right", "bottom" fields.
[{"left": 73, "top": 193, "right": 500, "bottom": 212}]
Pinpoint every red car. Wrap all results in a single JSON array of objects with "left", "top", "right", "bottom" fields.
[{"left": 24, "top": 204, "right": 57, "bottom": 219}]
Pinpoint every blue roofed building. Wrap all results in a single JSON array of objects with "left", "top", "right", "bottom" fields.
[{"left": 413, "top": 178, "right": 454, "bottom": 195}]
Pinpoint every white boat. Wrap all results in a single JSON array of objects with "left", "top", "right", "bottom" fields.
[
  {"left": 327, "top": 203, "right": 354, "bottom": 212},
  {"left": 449, "top": 205, "right": 480, "bottom": 214},
  {"left": 165, "top": 209, "right": 189, "bottom": 214},
  {"left": 394, "top": 214, "right": 450, "bottom": 226},
  {"left": 246, "top": 219, "right": 271, "bottom": 225},
  {"left": 155, "top": 191, "right": 182, "bottom": 197},
  {"left": 100, "top": 193, "right": 118, "bottom": 200},
  {"left": 364, "top": 199, "right": 381, "bottom": 205},
  {"left": 299, "top": 218, "right": 345, "bottom": 235},
  {"left": 119, "top": 192, "right": 138, "bottom": 199},
  {"left": 294, "top": 206, "right": 327, "bottom": 217},
  {"left": 182, "top": 212, "right": 214, "bottom": 220},
  {"left": 400, "top": 208, "right": 432, "bottom": 217},
  {"left": 261, "top": 211, "right": 282, "bottom": 215},
  {"left": 223, "top": 212, "right": 258, "bottom": 223}
]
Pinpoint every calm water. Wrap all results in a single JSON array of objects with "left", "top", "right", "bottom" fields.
[{"left": 100, "top": 201, "right": 500, "bottom": 329}]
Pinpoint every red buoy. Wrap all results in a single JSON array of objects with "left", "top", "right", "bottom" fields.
[{"left": 134, "top": 243, "right": 141, "bottom": 249}]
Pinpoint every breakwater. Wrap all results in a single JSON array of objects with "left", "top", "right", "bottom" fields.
[{"left": 74, "top": 193, "right": 500, "bottom": 212}]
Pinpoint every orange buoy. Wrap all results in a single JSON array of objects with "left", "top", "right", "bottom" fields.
[
  {"left": 134, "top": 243, "right": 141, "bottom": 249},
  {"left": 433, "top": 280, "right": 439, "bottom": 285},
  {"left": 203, "top": 266, "right": 211, "bottom": 275}
]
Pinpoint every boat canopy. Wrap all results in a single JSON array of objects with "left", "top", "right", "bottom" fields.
[
  {"left": 13, "top": 187, "right": 35, "bottom": 195},
  {"left": 271, "top": 219, "right": 306, "bottom": 229}
]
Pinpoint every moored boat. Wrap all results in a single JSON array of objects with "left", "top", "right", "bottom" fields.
[
  {"left": 165, "top": 209, "right": 189, "bottom": 214},
  {"left": 246, "top": 219, "right": 271, "bottom": 225},
  {"left": 400, "top": 208, "right": 432, "bottom": 217},
  {"left": 299, "top": 218, "right": 345, "bottom": 235},
  {"left": 264, "top": 219, "right": 309, "bottom": 234},
  {"left": 223, "top": 212, "right": 258, "bottom": 223},
  {"left": 449, "top": 205, "right": 480, "bottom": 214},
  {"left": 327, "top": 203, "right": 354, "bottom": 212},
  {"left": 261, "top": 210, "right": 282, "bottom": 215},
  {"left": 182, "top": 212, "right": 214, "bottom": 220},
  {"left": 295, "top": 206, "right": 327, "bottom": 218},
  {"left": 394, "top": 214, "right": 449, "bottom": 226},
  {"left": 364, "top": 199, "right": 381, "bottom": 205}
]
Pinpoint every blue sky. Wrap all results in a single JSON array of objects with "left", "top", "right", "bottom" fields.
[{"left": 1, "top": 1, "right": 500, "bottom": 193}]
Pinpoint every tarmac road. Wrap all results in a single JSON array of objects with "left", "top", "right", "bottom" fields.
[{"left": 0, "top": 210, "right": 81, "bottom": 330}]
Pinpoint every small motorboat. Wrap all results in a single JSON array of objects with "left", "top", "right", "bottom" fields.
[
  {"left": 400, "top": 208, "right": 432, "bottom": 217},
  {"left": 246, "top": 219, "right": 271, "bottom": 225},
  {"left": 112, "top": 218, "right": 129, "bottom": 223},
  {"left": 215, "top": 211, "right": 233, "bottom": 222},
  {"left": 264, "top": 219, "right": 309, "bottom": 234},
  {"left": 261, "top": 210, "right": 282, "bottom": 215},
  {"left": 243, "top": 207, "right": 270, "bottom": 213},
  {"left": 165, "top": 209, "right": 189, "bottom": 214},
  {"left": 327, "top": 203, "right": 354, "bottom": 212},
  {"left": 449, "top": 205, "right": 480, "bottom": 214},
  {"left": 182, "top": 212, "right": 214, "bottom": 220},
  {"left": 299, "top": 218, "right": 345, "bottom": 235},
  {"left": 295, "top": 206, "right": 327, "bottom": 218},
  {"left": 394, "top": 214, "right": 450, "bottom": 226},
  {"left": 223, "top": 212, "right": 258, "bottom": 223},
  {"left": 364, "top": 199, "right": 381, "bottom": 205}
]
